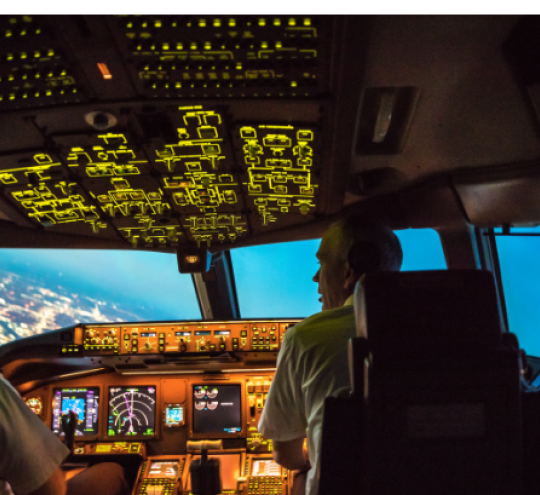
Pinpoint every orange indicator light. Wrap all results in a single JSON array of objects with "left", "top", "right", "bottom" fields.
[
  {"left": 186, "top": 255, "right": 200, "bottom": 264},
  {"left": 97, "top": 63, "right": 112, "bottom": 80}
]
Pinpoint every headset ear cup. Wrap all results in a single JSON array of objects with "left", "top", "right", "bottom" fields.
[{"left": 348, "top": 242, "right": 381, "bottom": 275}]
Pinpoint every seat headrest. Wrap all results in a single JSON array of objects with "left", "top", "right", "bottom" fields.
[{"left": 355, "top": 270, "right": 503, "bottom": 357}]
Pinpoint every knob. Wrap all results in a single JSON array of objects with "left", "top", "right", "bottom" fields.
[{"left": 144, "top": 342, "right": 153, "bottom": 351}]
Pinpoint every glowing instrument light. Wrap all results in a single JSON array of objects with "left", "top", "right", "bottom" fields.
[
  {"left": 97, "top": 63, "right": 112, "bottom": 80},
  {"left": 25, "top": 397, "right": 43, "bottom": 415}
]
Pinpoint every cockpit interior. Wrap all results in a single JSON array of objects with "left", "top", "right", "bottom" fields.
[{"left": 2, "top": 14, "right": 540, "bottom": 495}]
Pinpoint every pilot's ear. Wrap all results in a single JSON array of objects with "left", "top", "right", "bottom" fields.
[{"left": 342, "top": 264, "right": 359, "bottom": 290}]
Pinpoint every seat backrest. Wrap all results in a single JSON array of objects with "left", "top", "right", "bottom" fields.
[{"left": 319, "top": 270, "right": 522, "bottom": 495}]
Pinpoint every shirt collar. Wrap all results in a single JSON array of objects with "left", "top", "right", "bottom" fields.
[{"left": 343, "top": 294, "right": 355, "bottom": 307}]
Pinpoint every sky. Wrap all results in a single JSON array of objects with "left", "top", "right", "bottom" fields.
[{"left": 496, "top": 227, "right": 540, "bottom": 357}]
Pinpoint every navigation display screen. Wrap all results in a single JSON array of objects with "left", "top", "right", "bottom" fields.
[
  {"left": 252, "top": 459, "right": 281, "bottom": 477},
  {"left": 107, "top": 386, "right": 156, "bottom": 437},
  {"left": 52, "top": 388, "right": 99, "bottom": 437},
  {"left": 148, "top": 462, "right": 178, "bottom": 478},
  {"left": 192, "top": 384, "right": 241, "bottom": 434}
]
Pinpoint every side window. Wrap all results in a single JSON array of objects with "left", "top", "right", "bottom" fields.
[
  {"left": 231, "top": 228, "right": 446, "bottom": 318},
  {"left": 494, "top": 227, "right": 540, "bottom": 356},
  {"left": 395, "top": 228, "right": 447, "bottom": 271}
]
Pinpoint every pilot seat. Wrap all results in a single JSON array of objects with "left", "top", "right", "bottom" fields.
[{"left": 318, "top": 270, "right": 522, "bottom": 495}]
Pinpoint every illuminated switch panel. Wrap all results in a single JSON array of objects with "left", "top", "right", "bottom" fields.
[
  {"left": 182, "top": 213, "right": 248, "bottom": 247},
  {"left": 84, "top": 326, "right": 120, "bottom": 354},
  {"left": 120, "top": 326, "right": 168, "bottom": 354},
  {"left": 113, "top": 15, "right": 329, "bottom": 99},
  {"left": 0, "top": 151, "right": 115, "bottom": 237},
  {"left": 84, "top": 442, "right": 145, "bottom": 455},
  {"left": 0, "top": 16, "right": 86, "bottom": 109},
  {"left": 251, "top": 325, "right": 279, "bottom": 351},
  {"left": 134, "top": 456, "right": 187, "bottom": 495},
  {"left": 246, "top": 375, "right": 274, "bottom": 452},
  {"left": 149, "top": 107, "right": 233, "bottom": 175},
  {"left": 244, "top": 455, "right": 286, "bottom": 495},
  {"left": 236, "top": 124, "right": 318, "bottom": 230}
]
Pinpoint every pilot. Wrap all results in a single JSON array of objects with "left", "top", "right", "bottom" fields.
[
  {"left": 258, "top": 217, "right": 403, "bottom": 495},
  {"left": 0, "top": 373, "right": 127, "bottom": 495}
]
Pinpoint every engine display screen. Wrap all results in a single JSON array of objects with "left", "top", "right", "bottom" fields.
[
  {"left": 192, "top": 384, "right": 241, "bottom": 434},
  {"left": 52, "top": 388, "right": 99, "bottom": 437},
  {"left": 148, "top": 461, "right": 178, "bottom": 478},
  {"left": 251, "top": 459, "right": 281, "bottom": 477},
  {"left": 107, "top": 386, "right": 156, "bottom": 437}
]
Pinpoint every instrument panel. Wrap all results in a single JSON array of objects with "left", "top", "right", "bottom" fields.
[{"left": 24, "top": 369, "right": 276, "bottom": 451}]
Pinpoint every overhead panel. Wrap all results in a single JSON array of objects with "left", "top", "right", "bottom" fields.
[
  {"left": 109, "top": 15, "right": 329, "bottom": 99},
  {"left": 0, "top": 15, "right": 338, "bottom": 250},
  {"left": 0, "top": 15, "right": 89, "bottom": 110},
  {"left": 0, "top": 102, "right": 321, "bottom": 250}
]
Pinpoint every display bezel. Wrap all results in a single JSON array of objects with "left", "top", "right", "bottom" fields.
[
  {"left": 51, "top": 386, "right": 102, "bottom": 440},
  {"left": 188, "top": 382, "right": 246, "bottom": 439},
  {"left": 106, "top": 385, "right": 158, "bottom": 440}
]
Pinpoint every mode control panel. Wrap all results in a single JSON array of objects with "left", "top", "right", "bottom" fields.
[
  {"left": 82, "top": 320, "right": 299, "bottom": 356},
  {"left": 251, "top": 325, "right": 279, "bottom": 351}
]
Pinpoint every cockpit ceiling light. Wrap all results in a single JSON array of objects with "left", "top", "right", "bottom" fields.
[
  {"left": 177, "top": 246, "right": 211, "bottom": 273},
  {"left": 97, "top": 63, "right": 112, "bottom": 80}
]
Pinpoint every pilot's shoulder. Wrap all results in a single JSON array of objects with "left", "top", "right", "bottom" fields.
[{"left": 284, "top": 305, "right": 355, "bottom": 343}]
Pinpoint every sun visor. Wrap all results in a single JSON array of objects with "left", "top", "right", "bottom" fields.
[{"left": 453, "top": 161, "right": 540, "bottom": 227}]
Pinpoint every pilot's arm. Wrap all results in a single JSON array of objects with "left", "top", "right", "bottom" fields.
[
  {"left": 0, "top": 374, "right": 69, "bottom": 495},
  {"left": 258, "top": 330, "right": 311, "bottom": 472},
  {"left": 272, "top": 438, "right": 309, "bottom": 471},
  {"left": 27, "top": 468, "right": 66, "bottom": 495}
]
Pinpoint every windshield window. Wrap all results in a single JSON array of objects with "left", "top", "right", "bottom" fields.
[
  {"left": 231, "top": 228, "right": 446, "bottom": 319},
  {"left": 0, "top": 249, "right": 201, "bottom": 346},
  {"left": 495, "top": 226, "right": 540, "bottom": 356}
]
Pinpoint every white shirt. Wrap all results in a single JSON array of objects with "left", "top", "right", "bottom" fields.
[
  {"left": 258, "top": 296, "right": 356, "bottom": 495},
  {"left": 0, "top": 374, "right": 69, "bottom": 495}
]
